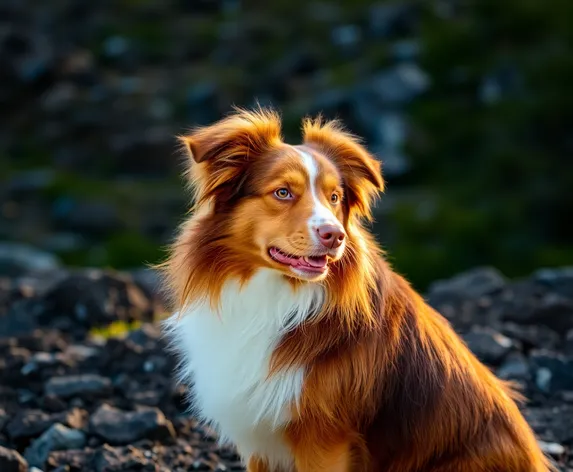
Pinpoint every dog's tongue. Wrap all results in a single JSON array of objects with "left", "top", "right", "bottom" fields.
[
  {"left": 270, "top": 248, "right": 298, "bottom": 266},
  {"left": 301, "top": 255, "right": 327, "bottom": 268},
  {"left": 270, "top": 248, "right": 327, "bottom": 269}
]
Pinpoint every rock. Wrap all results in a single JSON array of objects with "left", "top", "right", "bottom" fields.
[
  {"left": 500, "top": 281, "right": 573, "bottom": 332},
  {"left": 497, "top": 352, "right": 531, "bottom": 382},
  {"left": 93, "top": 444, "right": 157, "bottom": 472},
  {"left": 566, "top": 330, "right": 573, "bottom": 356},
  {"left": 525, "top": 406, "right": 573, "bottom": 445},
  {"left": 0, "top": 243, "right": 61, "bottom": 277},
  {"left": 45, "top": 374, "right": 112, "bottom": 399},
  {"left": 47, "top": 450, "right": 93, "bottom": 471},
  {"left": 89, "top": 404, "right": 176, "bottom": 445},
  {"left": 538, "top": 440, "right": 566, "bottom": 458},
  {"left": 501, "top": 322, "right": 561, "bottom": 351},
  {"left": 428, "top": 267, "right": 507, "bottom": 299},
  {"left": 5, "top": 169, "right": 56, "bottom": 198},
  {"left": 530, "top": 350, "right": 573, "bottom": 394},
  {"left": 0, "top": 446, "right": 28, "bottom": 472},
  {"left": 125, "top": 323, "right": 161, "bottom": 348},
  {"left": 24, "top": 423, "right": 86, "bottom": 468},
  {"left": 5, "top": 409, "right": 88, "bottom": 441},
  {"left": 0, "top": 408, "right": 8, "bottom": 431},
  {"left": 535, "top": 267, "right": 573, "bottom": 299},
  {"left": 6, "top": 410, "right": 54, "bottom": 441},
  {"left": 463, "top": 326, "right": 514, "bottom": 365},
  {"left": 130, "top": 268, "right": 166, "bottom": 305},
  {"left": 37, "top": 270, "right": 156, "bottom": 332}
]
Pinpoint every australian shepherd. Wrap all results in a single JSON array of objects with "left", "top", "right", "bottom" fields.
[{"left": 160, "top": 107, "right": 552, "bottom": 471}]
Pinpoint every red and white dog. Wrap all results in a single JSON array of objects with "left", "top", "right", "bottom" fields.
[{"left": 160, "top": 108, "right": 552, "bottom": 471}]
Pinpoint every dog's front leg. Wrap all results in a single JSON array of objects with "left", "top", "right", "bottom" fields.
[
  {"left": 287, "top": 433, "right": 351, "bottom": 472},
  {"left": 246, "top": 456, "right": 271, "bottom": 472}
]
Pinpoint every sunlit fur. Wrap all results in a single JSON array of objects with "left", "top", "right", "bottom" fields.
[{"left": 160, "top": 107, "right": 554, "bottom": 471}]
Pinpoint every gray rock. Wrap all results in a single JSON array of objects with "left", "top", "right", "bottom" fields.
[
  {"left": 428, "top": 267, "right": 507, "bottom": 299},
  {"left": 501, "top": 323, "right": 560, "bottom": 351},
  {"left": 565, "top": 330, "right": 573, "bottom": 356},
  {"left": 5, "top": 169, "right": 56, "bottom": 197},
  {"left": 24, "top": 423, "right": 86, "bottom": 468},
  {"left": 6, "top": 409, "right": 88, "bottom": 441},
  {"left": 497, "top": 352, "right": 531, "bottom": 381},
  {"left": 45, "top": 375, "right": 112, "bottom": 399},
  {"left": 0, "top": 408, "right": 8, "bottom": 431},
  {"left": 538, "top": 440, "right": 566, "bottom": 458},
  {"left": 89, "top": 404, "right": 176, "bottom": 445},
  {"left": 463, "top": 326, "right": 514, "bottom": 365},
  {"left": 530, "top": 350, "right": 573, "bottom": 393},
  {"left": 0, "top": 243, "right": 61, "bottom": 277},
  {"left": 0, "top": 446, "right": 28, "bottom": 472},
  {"left": 6, "top": 410, "right": 53, "bottom": 440},
  {"left": 535, "top": 267, "right": 573, "bottom": 299},
  {"left": 502, "top": 288, "right": 573, "bottom": 333}
]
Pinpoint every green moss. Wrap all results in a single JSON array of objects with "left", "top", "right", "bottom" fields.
[{"left": 90, "top": 320, "right": 143, "bottom": 340}]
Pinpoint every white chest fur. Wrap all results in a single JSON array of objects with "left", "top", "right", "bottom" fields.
[{"left": 163, "top": 270, "right": 323, "bottom": 468}]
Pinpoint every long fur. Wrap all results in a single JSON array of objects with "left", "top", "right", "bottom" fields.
[{"left": 159, "top": 106, "right": 554, "bottom": 472}]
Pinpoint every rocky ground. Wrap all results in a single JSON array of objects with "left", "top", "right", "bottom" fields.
[{"left": 1, "top": 261, "right": 573, "bottom": 471}]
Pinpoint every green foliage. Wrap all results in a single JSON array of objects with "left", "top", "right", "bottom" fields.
[{"left": 393, "top": 0, "right": 573, "bottom": 289}]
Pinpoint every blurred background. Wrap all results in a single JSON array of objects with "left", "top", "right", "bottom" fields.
[{"left": 1, "top": 0, "right": 572, "bottom": 291}]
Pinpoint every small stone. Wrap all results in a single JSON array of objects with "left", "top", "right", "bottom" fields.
[
  {"left": 463, "top": 326, "right": 514, "bottom": 365},
  {"left": 564, "top": 329, "right": 573, "bottom": 356},
  {"left": 0, "top": 243, "right": 61, "bottom": 277},
  {"left": 535, "top": 267, "right": 573, "bottom": 298},
  {"left": 92, "top": 444, "right": 158, "bottom": 472},
  {"left": 0, "top": 446, "right": 28, "bottom": 472},
  {"left": 6, "top": 410, "right": 53, "bottom": 440},
  {"left": 501, "top": 323, "right": 560, "bottom": 351},
  {"left": 538, "top": 440, "right": 566, "bottom": 457},
  {"left": 497, "top": 352, "right": 531, "bottom": 381},
  {"left": 25, "top": 423, "right": 86, "bottom": 468},
  {"left": 0, "top": 408, "right": 8, "bottom": 431},
  {"left": 531, "top": 350, "right": 573, "bottom": 393},
  {"left": 89, "top": 404, "right": 176, "bottom": 445},
  {"left": 45, "top": 374, "right": 112, "bottom": 398},
  {"left": 428, "top": 267, "right": 507, "bottom": 299},
  {"left": 536, "top": 367, "right": 553, "bottom": 393}
]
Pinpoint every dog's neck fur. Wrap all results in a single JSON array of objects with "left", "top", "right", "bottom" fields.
[{"left": 163, "top": 269, "right": 324, "bottom": 468}]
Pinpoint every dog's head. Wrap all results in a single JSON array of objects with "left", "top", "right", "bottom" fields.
[{"left": 178, "top": 107, "right": 384, "bottom": 284}]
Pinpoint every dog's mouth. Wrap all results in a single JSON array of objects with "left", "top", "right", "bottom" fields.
[{"left": 268, "top": 247, "right": 328, "bottom": 274}]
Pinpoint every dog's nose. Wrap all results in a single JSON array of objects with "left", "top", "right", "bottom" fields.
[{"left": 316, "top": 224, "right": 346, "bottom": 249}]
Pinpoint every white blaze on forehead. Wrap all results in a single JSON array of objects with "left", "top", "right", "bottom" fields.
[{"left": 297, "top": 149, "right": 340, "bottom": 242}]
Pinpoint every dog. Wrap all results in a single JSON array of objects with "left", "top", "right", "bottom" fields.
[{"left": 160, "top": 107, "right": 553, "bottom": 471}]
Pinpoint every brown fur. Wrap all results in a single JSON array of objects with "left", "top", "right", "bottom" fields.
[{"left": 160, "top": 107, "right": 554, "bottom": 471}]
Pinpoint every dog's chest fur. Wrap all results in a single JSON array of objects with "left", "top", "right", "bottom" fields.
[{"left": 164, "top": 270, "right": 323, "bottom": 468}]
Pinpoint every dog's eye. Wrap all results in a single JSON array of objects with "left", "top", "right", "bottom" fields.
[
  {"left": 274, "top": 188, "right": 292, "bottom": 200},
  {"left": 331, "top": 193, "right": 340, "bottom": 204}
]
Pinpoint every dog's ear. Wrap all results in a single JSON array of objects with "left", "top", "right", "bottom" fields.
[
  {"left": 179, "top": 107, "right": 283, "bottom": 206},
  {"left": 302, "top": 116, "right": 384, "bottom": 221}
]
